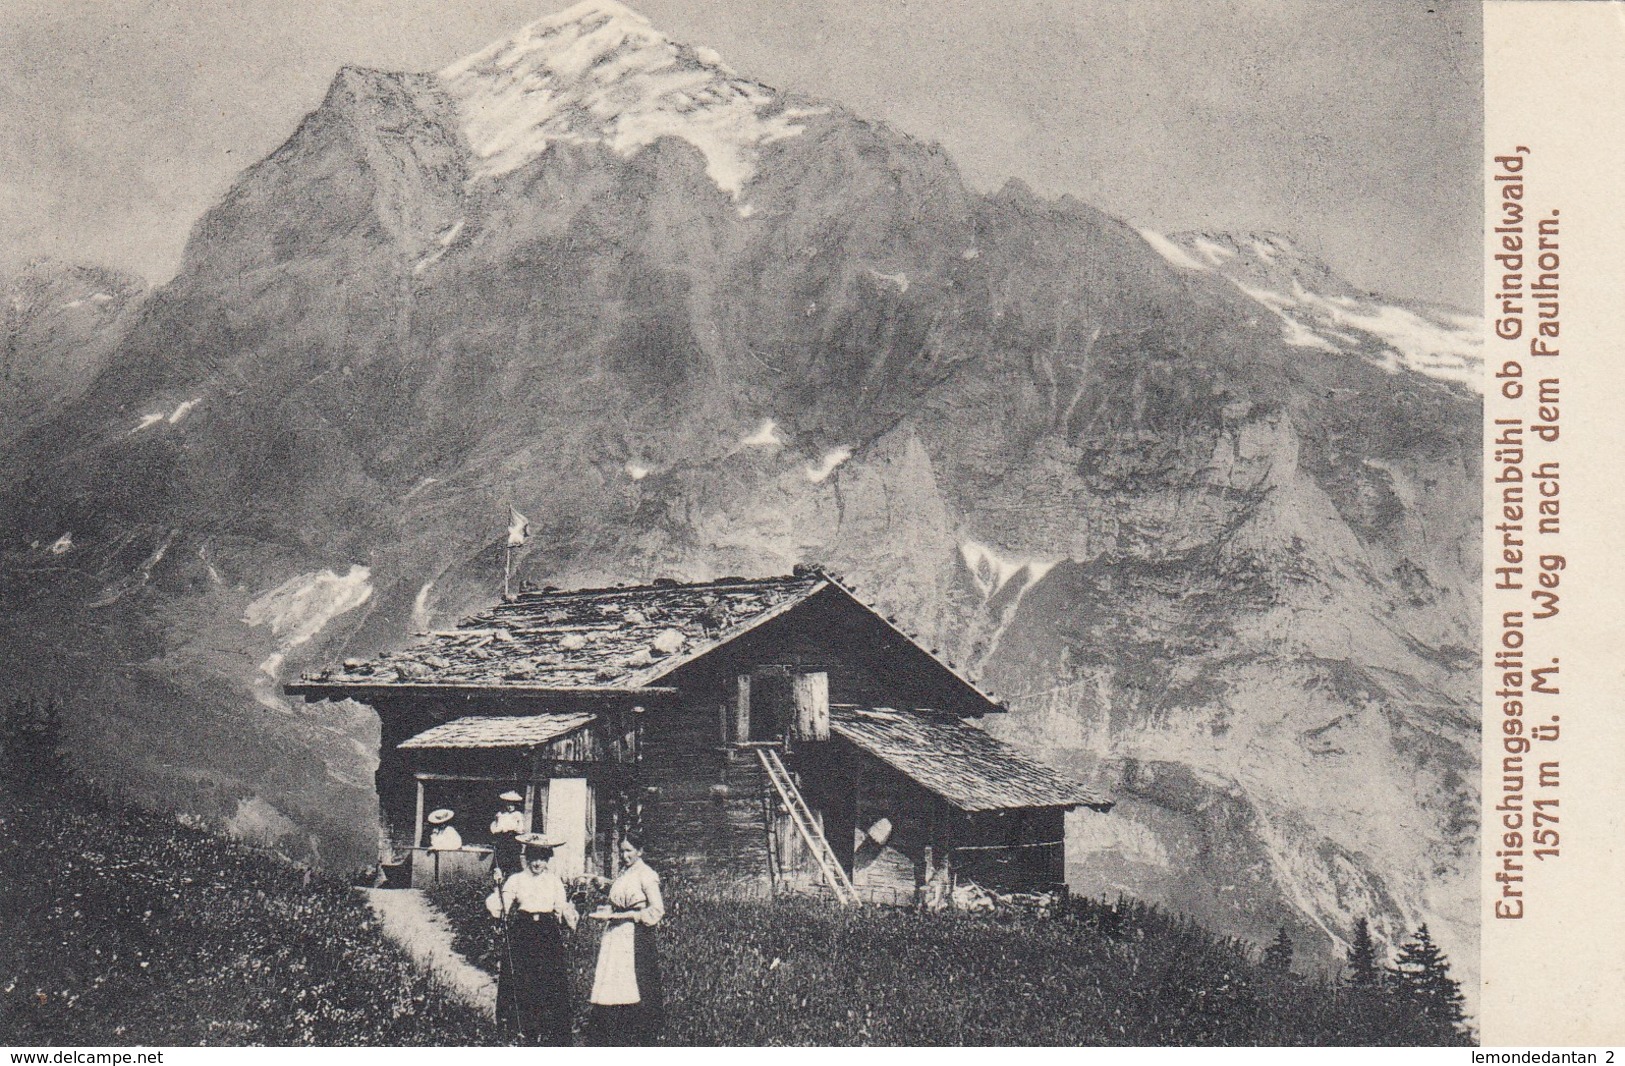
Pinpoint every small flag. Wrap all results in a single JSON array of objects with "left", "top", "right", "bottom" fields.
[{"left": 506, "top": 506, "right": 530, "bottom": 547}]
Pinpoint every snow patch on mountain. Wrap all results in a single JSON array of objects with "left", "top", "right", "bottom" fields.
[
  {"left": 48, "top": 532, "right": 74, "bottom": 555},
  {"left": 805, "top": 446, "right": 852, "bottom": 482},
  {"left": 959, "top": 538, "right": 1056, "bottom": 600},
  {"left": 1289, "top": 285, "right": 1481, "bottom": 391},
  {"left": 1138, "top": 229, "right": 1209, "bottom": 273},
  {"left": 625, "top": 461, "right": 652, "bottom": 480},
  {"left": 243, "top": 565, "right": 373, "bottom": 651},
  {"left": 1249, "top": 237, "right": 1282, "bottom": 263},
  {"left": 402, "top": 477, "right": 439, "bottom": 501},
  {"left": 1230, "top": 281, "right": 1480, "bottom": 389},
  {"left": 440, "top": 0, "right": 821, "bottom": 196},
  {"left": 738, "top": 418, "right": 785, "bottom": 449},
  {"left": 198, "top": 544, "right": 225, "bottom": 585},
  {"left": 959, "top": 538, "right": 1057, "bottom": 668},
  {"left": 868, "top": 269, "right": 909, "bottom": 294},
  {"left": 89, "top": 530, "right": 179, "bottom": 608},
  {"left": 1191, "top": 237, "right": 1235, "bottom": 267},
  {"left": 412, "top": 221, "right": 467, "bottom": 275},
  {"left": 411, "top": 581, "right": 436, "bottom": 631},
  {"left": 61, "top": 292, "right": 114, "bottom": 310},
  {"left": 131, "top": 398, "right": 202, "bottom": 433},
  {"left": 1232, "top": 283, "right": 1339, "bottom": 352}
]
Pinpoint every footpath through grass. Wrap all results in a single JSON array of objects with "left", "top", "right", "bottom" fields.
[{"left": 1, "top": 789, "right": 487, "bottom": 1045}]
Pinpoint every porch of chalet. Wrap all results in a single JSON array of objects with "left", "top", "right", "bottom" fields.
[{"left": 380, "top": 704, "right": 643, "bottom": 889}]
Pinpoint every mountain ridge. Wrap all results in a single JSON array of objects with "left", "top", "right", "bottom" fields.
[{"left": 0, "top": 2, "right": 1479, "bottom": 993}]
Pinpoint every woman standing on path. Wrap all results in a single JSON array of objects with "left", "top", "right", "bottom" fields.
[
  {"left": 488, "top": 791, "right": 526, "bottom": 876},
  {"left": 586, "top": 834, "right": 664, "bottom": 1045},
  {"left": 486, "top": 833, "right": 578, "bottom": 1045}
]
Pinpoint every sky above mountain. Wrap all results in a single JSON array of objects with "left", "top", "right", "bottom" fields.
[{"left": 1, "top": 0, "right": 1479, "bottom": 306}]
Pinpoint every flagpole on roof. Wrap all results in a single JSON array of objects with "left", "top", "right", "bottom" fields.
[{"left": 505, "top": 505, "right": 529, "bottom": 600}]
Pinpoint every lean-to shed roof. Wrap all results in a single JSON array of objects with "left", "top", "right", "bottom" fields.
[
  {"left": 397, "top": 712, "right": 598, "bottom": 750},
  {"left": 831, "top": 705, "right": 1110, "bottom": 812}
]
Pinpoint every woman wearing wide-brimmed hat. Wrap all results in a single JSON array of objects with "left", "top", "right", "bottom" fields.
[
  {"left": 426, "top": 808, "right": 462, "bottom": 850},
  {"left": 486, "top": 832, "right": 579, "bottom": 1045},
  {"left": 488, "top": 791, "right": 526, "bottom": 875}
]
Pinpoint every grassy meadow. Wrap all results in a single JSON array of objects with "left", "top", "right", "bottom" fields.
[
  {"left": 4, "top": 782, "right": 1464, "bottom": 1046},
  {"left": 1, "top": 789, "right": 486, "bottom": 1045},
  {"left": 429, "top": 878, "right": 1451, "bottom": 1045}
]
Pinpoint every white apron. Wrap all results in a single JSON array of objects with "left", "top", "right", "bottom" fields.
[{"left": 590, "top": 861, "right": 662, "bottom": 1005}]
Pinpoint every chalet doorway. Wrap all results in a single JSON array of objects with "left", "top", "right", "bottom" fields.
[{"left": 543, "top": 777, "right": 593, "bottom": 879}]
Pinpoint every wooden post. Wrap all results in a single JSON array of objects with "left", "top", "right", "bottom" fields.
[
  {"left": 412, "top": 779, "right": 426, "bottom": 850},
  {"left": 584, "top": 781, "right": 598, "bottom": 878},
  {"left": 915, "top": 845, "right": 934, "bottom": 909},
  {"left": 791, "top": 671, "right": 830, "bottom": 742},
  {"left": 733, "top": 674, "right": 752, "bottom": 743},
  {"left": 526, "top": 748, "right": 540, "bottom": 833}
]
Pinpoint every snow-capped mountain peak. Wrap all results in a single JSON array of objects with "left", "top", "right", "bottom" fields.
[
  {"left": 439, "top": 0, "right": 822, "bottom": 195},
  {"left": 1141, "top": 229, "right": 1482, "bottom": 392}
]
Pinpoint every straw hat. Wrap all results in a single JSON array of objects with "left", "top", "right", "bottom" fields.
[
  {"left": 498, "top": 790, "right": 524, "bottom": 803},
  {"left": 427, "top": 808, "right": 455, "bottom": 825},
  {"left": 516, "top": 832, "right": 566, "bottom": 849}
]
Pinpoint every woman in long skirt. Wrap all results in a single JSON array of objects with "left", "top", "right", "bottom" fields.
[
  {"left": 586, "top": 834, "right": 664, "bottom": 1044},
  {"left": 487, "top": 833, "right": 578, "bottom": 1045}
]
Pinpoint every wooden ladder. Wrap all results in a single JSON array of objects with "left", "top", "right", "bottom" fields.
[
  {"left": 760, "top": 776, "right": 784, "bottom": 891},
  {"left": 756, "top": 746, "right": 859, "bottom": 906}
]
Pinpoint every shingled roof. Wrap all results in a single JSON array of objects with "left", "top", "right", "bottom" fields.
[
  {"left": 288, "top": 569, "right": 1006, "bottom": 711},
  {"left": 831, "top": 705, "right": 1109, "bottom": 812},
  {"left": 292, "top": 573, "right": 824, "bottom": 692}
]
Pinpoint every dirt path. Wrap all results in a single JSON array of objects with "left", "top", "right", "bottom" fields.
[{"left": 366, "top": 887, "right": 496, "bottom": 1017}]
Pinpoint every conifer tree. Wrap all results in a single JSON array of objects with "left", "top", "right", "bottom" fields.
[
  {"left": 1347, "top": 916, "right": 1381, "bottom": 987},
  {"left": 1392, "top": 923, "right": 1467, "bottom": 1041},
  {"left": 1262, "top": 926, "right": 1294, "bottom": 976}
]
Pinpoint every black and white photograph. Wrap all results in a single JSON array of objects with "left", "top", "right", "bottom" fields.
[{"left": 0, "top": 0, "right": 1510, "bottom": 1048}]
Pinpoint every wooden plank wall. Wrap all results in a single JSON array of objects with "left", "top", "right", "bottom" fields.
[
  {"left": 637, "top": 695, "right": 772, "bottom": 895},
  {"left": 665, "top": 591, "right": 993, "bottom": 732}
]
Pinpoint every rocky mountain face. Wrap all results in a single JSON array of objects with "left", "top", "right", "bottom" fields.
[
  {"left": 0, "top": 1, "right": 1479, "bottom": 985},
  {"left": 2, "top": 259, "right": 146, "bottom": 451}
]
